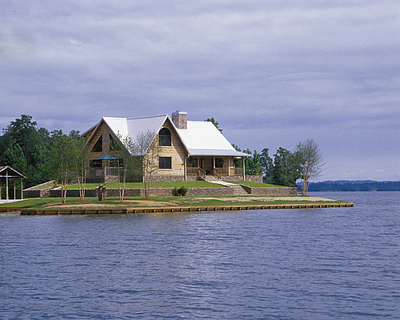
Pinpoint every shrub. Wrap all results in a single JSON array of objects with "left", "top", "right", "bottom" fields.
[
  {"left": 172, "top": 187, "right": 180, "bottom": 196},
  {"left": 172, "top": 186, "right": 188, "bottom": 196},
  {"left": 180, "top": 186, "right": 188, "bottom": 196}
]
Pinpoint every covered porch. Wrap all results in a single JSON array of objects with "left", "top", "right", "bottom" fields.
[
  {"left": 185, "top": 156, "right": 246, "bottom": 181},
  {"left": 0, "top": 166, "right": 26, "bottom": 200}
]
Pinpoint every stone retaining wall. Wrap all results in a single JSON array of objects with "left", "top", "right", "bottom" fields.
[
  {"left": 243, "top": 186, "right": 297, "bottom": 195},
  {"left": 23, "top": 180, "right": 56, "bottom": 198},
  {"left": 30, "top": 185, "right": 296, "bottom": 198}
]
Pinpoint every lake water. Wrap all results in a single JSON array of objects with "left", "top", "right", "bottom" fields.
[{"left": 1, "top": 192, "right": 399, "bottom": 319}]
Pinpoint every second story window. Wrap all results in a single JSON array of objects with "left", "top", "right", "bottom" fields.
[
  {"left": 159, "top": 128, "right": 171, "bottom": 146},
  {"left": 92, "top": 135, "right": 102, "bottom": 152}
]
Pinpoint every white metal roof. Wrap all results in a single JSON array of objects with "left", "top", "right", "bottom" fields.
[
  {"left": 176, "top": 121, "right": 248, "bottom": 157},
  {"left": 86, "top": 114, "right": 248, "bottom": 157}
]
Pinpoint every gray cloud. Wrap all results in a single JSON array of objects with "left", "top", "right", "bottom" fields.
[{"left": 1, "top": 0, "right": 399, "bottom": 180}]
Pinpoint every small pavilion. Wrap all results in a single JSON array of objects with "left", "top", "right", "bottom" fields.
[{"left": 0, "top": 166, "right": 26, "bottom": 200}]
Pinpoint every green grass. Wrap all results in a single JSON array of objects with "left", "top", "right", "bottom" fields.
[
  {"left": 227, "top": 181, "right": 285, "bottom": 188},
  {"left": 0, "top": 194, "right": 348, "bottom": 210},
  {"left": 65, "top": 181, "right": 223, "bottom": 189}
]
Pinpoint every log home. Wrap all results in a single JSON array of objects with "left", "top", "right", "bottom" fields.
[{"left": 81, "top": 111, "right": 249, "bottom": 182}]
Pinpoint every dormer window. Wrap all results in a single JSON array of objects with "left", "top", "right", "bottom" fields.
[{"left": 159, "top": 128, "right": 171, "bottom": 146}]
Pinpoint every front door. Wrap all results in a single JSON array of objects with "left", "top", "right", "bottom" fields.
[{"left": 200, "top": 158, "right": 212, "bottom": 174}]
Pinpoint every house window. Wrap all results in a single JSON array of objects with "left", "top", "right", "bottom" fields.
[
  {"left": 90, "top": 160, "right": 102, "bottom": 168},
  {"left": 92, "top": 136, "right": 102, "bottom": 152},
  {"left": 109, "top": 134, "right": 121, "bottom": 151},
  {"left": 159, "top": 128, "right": 171, "bottom": 146},
  {"left": 188, "top": 158, "right": 198, "bottom": 167},
  {"left": 215, "top": 158, "right": 224, "bottom": 168},
  {"left": 159, "top": 157, "right": 172, "bottom": 169}
]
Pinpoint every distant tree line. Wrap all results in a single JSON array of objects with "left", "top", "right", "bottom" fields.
[{"left": 306, "top": 181, "right": 400, "bottom": 192}]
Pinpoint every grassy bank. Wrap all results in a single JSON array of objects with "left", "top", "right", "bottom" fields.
[{"left": 1, "top": 194, "right": 349, "bottom": 210}]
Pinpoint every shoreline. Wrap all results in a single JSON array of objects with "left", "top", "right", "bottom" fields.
[{"left": 0, "top": 202, "right": 354, "bottom": 215}]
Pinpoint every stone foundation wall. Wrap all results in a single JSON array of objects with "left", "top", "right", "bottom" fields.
[
  {"left": 242, "top": 186, "right": 297, "bottom": 195},
  {"left": 221, "top": 175, "right": 263, "bottom": 183},
  {"left": 49, "top": 189, "right": 98, "bottom": 198},
  {"left": 23, "top": 189, "right": 42, "bottom": 198},
  {"left": 32, "top": 185, "right": 296, "bottom": 198},
  {"left": 150, "top": 176, "right": 185, "bottom": 182}
]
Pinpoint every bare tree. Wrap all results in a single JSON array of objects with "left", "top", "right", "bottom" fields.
[
  {"left": 113, "top": 130, "right": 160, "bottom": 200},
  {"left": 73, "top": 133, "right": 89, "bottom": 200},
  {"left": 296, "top": 138, "right": 325, "bottom": 195},
  {"left": 113, "top": 134, "right": 137, "bottom": 201},
  {"left": 133, "top": 130, "right": 160, "bottom": 198}
]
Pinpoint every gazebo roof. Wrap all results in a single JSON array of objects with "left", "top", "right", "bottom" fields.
[{"left": 0, "top": 166, "right": 26, "bottom": 179}]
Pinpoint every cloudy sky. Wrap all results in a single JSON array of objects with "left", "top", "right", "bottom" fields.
[{"left": 1, "top": 0, "right": 399, "bottom": 181}]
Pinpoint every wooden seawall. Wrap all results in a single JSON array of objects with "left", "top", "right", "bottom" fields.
[{"left": 16, "top": 202, "right": 354, "bottom": 215}]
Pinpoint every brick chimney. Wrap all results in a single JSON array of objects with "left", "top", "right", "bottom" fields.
[{"left": 171, "top": 111, "right": 187, "bottom": 129}]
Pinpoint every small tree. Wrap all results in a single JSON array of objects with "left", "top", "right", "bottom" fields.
[
  {"left": 71, "top": 132, "right": 89, "bottom": 200},
  {"left": 272, "top": 147, "right": 301, "bottom": 187},
  {"left": 260, "top": 148, "right": 274, "bottom": 183},
  {"left": 245, "top": 149, "right": 263, "bottom": 176},
  {"left": 112, "top": 131, "right": 159, "bottom": 200},
  {"left": 112, "top": 133, "right": 137, "bottom": 201},
  {"left": 133, "top": 130, "right": 160, "bottom": 198},
  {"left": 49, "top": 133, "right": 80, "bottom": 204},
  {"left": 296, "top": 138, "right": 325, "bottom": 195}
]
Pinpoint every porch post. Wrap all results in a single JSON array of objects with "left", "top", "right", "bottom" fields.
[
  {"left": 21, "top": 179, "right": 23, "bottom": 200},
  {"left": 184, "top": 157, "right": 187, "bottom": 181},
  {"left": 14, "top": 178, "right": 16, "bottom": 200},
  {"left": 228, "top": 157, "right": 230, "bottom": 176},
  {"left": 242, "top": 157, "right": 245, "bottom": 181}
]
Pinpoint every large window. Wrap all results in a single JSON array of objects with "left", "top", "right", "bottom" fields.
[
  {"left": 159, "top": 128, "right": 171, "bottom": 146},
  {"left": 159, "top": 157, "right": 172, "bottom": 169},
  {"left": 92, "top": 136, "right": 102, "bottom": 152},
  {"left": 215, "top": 158, "right": 224, "bottom": 168}
]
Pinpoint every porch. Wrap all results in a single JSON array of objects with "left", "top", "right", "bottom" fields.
[{"left": 186, "top": 156, "right": 245, "bottom": 181}]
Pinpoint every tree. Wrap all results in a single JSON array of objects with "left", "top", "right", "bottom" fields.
[
  {"left": 133, "top": 130, "right": 160, "bottom": 198},
  {"left": 112, "top": 133, "right": 138, "bottom": 201},
  {"left": 205, "top": 117, "right": 223, "bottom": 133},
  {"left": 49, "top": 132, "right": 81, "bottom": 204},
  {"left": 4, "top": 143, "right": 27, "bottom": 175},
  {"left": 272, "top": 147, "right": 301, "bottom": 187},
  {"left": 260, "top": 148, "right": 274, "bottom": 183},
  {"left": 245, "top": 149, "right": 263, "bottom": 176},
  {"left": 4, "top": 115, "right": 38, "bottom": 169},
  {"left": 69, "top": 131, "right": 89, "bottom": 200},
  {"left": 296, "top": 138, "right": 325, "bottom": 195}
]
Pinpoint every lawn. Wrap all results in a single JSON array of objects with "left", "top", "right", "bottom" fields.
[
  {"left": 64, "top": 181, "right": 224, "bottom": 190},
  {"left": 0, "top": 194, "right": 348, "bottom": 210}
]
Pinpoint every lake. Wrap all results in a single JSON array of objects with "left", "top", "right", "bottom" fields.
[{"left": 1, "top": 192, "right": 399, "bottom": 319}]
